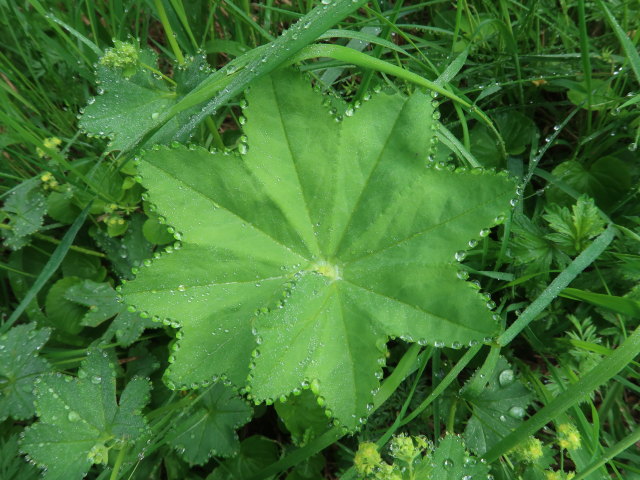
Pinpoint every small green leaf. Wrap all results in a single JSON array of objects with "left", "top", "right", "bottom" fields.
[
  {"left": 275, "top": 390, "right": 331, "bottom": 446},
  {"left": 1, "top": 178, "right": 47, "bottom": 250},
  {"left": 91, "top": 213, "right": 153, "bottom": 280},
  {"left": 0, "top": 323, "right": 51, "bottom": 421},
  {"left": 80, "top": 51, "right": 209, "bottom": 152},
  {"left": 546, "top": 157, "right": 631, "bottom": 211},
  {"left": 463, "top": 357, "right": 532, "bottom": 455},
  {"left": 166, "top": 383, "right": 252, "bottom": 465},
  {"left": 21, "top": 348, "right": 151, "bottom": 480},
  {"left": 65, "top": 279, "right": 123, "bottom": 327},
  {"left": 123, "top": 69, "right": 516, "bottom": 430},
  {"left": 45, "top": 277, "right": 86, "bottom": 334},
  {"left": 422, "top": 434, "right": 489, "bottom": 479}
]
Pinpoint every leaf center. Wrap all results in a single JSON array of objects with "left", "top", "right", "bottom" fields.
[{"left": 309, "top": 260, "right": 342, "bottom": 281}]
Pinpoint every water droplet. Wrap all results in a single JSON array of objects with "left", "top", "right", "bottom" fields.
[
  {"left": 508, "top": 406, "right": 525, "bottom": 418},
  {"left": 479, "top": 228, "right": 490, "bottom": 237},
  {"left": 68, "top": 411, "right": 80, "bottom": 422},
  {"left": 91, "top": 376, "right": 102, "bottom": 385},
  {"left": 498, "top": 369, "right": 515, "bottom": 387},
  {"left": 443, "top": 458, "right": 454, "bottom": 469},
  {"left": 468, "top": 239, "right": 478, "bottom": 248},
  {"left": 238, "top": 143, "right": 248, "bottom": 155},
  {"left": 457, "top": 270, "right": 469, "bottom": 280},
  {"left": 455, "top": 251, "right": 467, "bottom": 262},
  {"left": 178, "top": 284, "right": 186, "bottom": 292}
]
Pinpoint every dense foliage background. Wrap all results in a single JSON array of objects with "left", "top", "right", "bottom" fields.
[{"left": 1, "top": 1, "right": 639, "bottom": 479}]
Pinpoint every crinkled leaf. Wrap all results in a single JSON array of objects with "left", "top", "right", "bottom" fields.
[
  {"left": 463, "top": 357, "right": 532, "bottom": 455},
  {"left": 80, "top": 51, "right": 209, "bottom": 152},
  {"left": 2, "top": 178, "right": 47, "bottom": 250},
  {"left": 20, "top": 348, "right": 151, "bottom": 480},
  {"left": 0, "top": 323, "right": 51, "bottom": 421},
  {"left": 166, "top": 383, "right": 252, "bottom": 465},
  {"left": 123, "top": 69, "right": 516, "bottom": 429},
  {"left": 206, "top": 436, "right": 278, "bottom": 480}
]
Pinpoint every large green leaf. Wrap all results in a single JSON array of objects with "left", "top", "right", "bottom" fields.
[{"left": 122, "top": 69, "right": 516, "bottom": 430}]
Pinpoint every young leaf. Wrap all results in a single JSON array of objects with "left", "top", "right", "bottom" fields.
[
  {"left": 0, "top": 323, "right": 51, "bottom": 421},
  {"left": 20, "top": 348, "right": 151, "bottom": 480},
  {"left": 1, "top": 178, "right": 47, "bottom": 250},
  {"left": 122, "top": 69, "right": 516, "bottom": 430},
  {"left": 165, "top": 383, "right": 252, "bottom": 465}
]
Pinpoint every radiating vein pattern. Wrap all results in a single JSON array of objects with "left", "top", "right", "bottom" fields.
[{"left": 122, "top": 68, "right": 516, "bottom": 430}]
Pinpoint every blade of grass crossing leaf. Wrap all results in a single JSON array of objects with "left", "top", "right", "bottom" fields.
[
  {"left": 484, "top": 324, "right": 640, "bottom": 462},
  {"left": 597, "top": 0, "right": 640, "bottom": 85},
  {"left": 0, "top": 201, "right": 93, "bottom": 334},
  {"left": 437, "top": 126, "right": 481, "bottom": 168},
  {"left": 172, "top": 0, "right": 369, "bottom": 142},
  {"left": 497, "top": 225, "right": 616, "bottom": 346},
  {"left": 292, "top": 44, "right": 506, "bottom": 158}
]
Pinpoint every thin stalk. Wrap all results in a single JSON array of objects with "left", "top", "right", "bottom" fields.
[{"left": 153, "top": 0, "right": 185, "bottom": 65}]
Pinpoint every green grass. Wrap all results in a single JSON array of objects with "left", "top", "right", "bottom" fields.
[{"left": 1, "top": 1, "right": 639, "bottom": 479}]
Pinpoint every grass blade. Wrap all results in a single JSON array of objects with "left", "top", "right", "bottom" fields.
[
  {"left": 0, "top": 201, "right": 92, "bottom": 334},
  {"left": 597, "top": 0, "right": 640, "bottom": 85},
  {"left": 497, "top": 225, "right": 616, "bottom": 346},
  {"left": 484, "top": 324, "right": 640, "bottom": 462}
]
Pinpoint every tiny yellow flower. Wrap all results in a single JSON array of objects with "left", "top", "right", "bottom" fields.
[
  {"left": 354, "top": 442, "right": 382, "bottom": 476},
  {"left": 37, "top": 137, "right": 62, "bottom": 158},
  {"left": 389, "top": 434, "right": 416, "bottom": 462},
  {"left": 512, "top": 436, "right": 543, "bottom": 463},
  {"left": 40, "top": 172, "right": 53, "bottom": 183},
  {"left": 43, "top": 137, "right": 62, "bottom": 149},
  {"left": 557, "top": 423, "right": 581, "bottom": 450}
]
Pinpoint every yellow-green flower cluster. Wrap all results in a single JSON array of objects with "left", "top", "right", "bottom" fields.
[
  {"left": 512, "top": 436, "right": 544, "bottom": 463},
  {"left": 40, "top": 171, "right": 59, "bottom": 190},
  {"left": 100, "top": 41, "right": 139, "bottom": 70},
  {"left": 557, "top": 423, "right": 581, "bottom": 450},
  {"left": 354, "top": 442, "right": 382, "bottom": 476},
  {"left": 545, "top": 470, "right": 576, "bottom": 480},
  {"left": 37, "top": 137, "right": 62, "bottom": 158}
]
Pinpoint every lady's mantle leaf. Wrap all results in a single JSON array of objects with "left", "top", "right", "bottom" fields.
[
  {"left": 165, "top": 383, "right": 252, "bottom": 465},
  {"left": 122, "top": 69, "right": 516, "bottom": 430},
  {"left": 0, "top": 323, "right": 51, "bottom": 421},
  {"left": 21, "top": 348, "right": 151, "bottom": 480}
]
